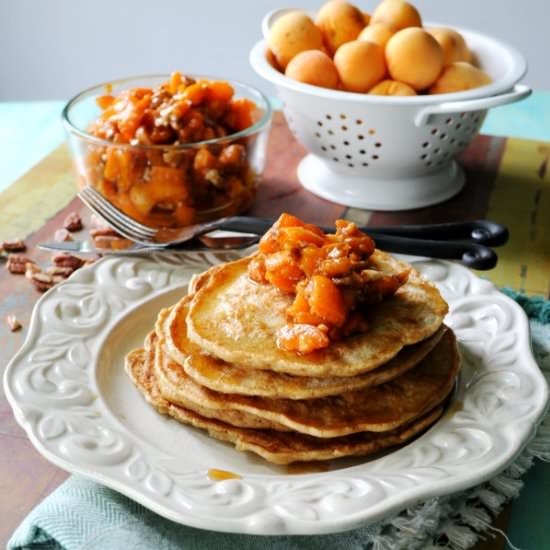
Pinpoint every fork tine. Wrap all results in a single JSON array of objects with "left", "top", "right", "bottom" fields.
[
  {"left": 77, "top": 191, "right": 154, "bottom": 245},
  {"left": 79, "top": 186, "right": 157, "bottom": 238}
]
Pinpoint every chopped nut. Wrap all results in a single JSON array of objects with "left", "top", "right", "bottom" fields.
[
  {"left": 46, "top": 266, "right": 74, "bottom": 278},
  {"left": 54, "top": 229, "right": 73, "bottom": 242},
  {"left": 2, "top": 239, "right": 26, "bottom": 252},
  {"left": 6, "top": 315, "right": 22, "bottom": 332},
  {"left": 30, "top": 272, "right": 54, "bottom": 292},
  {"left": 6, "top": 255, "right": 33, "bottom": 274},
  {"left": 52, "top": 252, "right": 84, "bottom": 270},
  {"left": 64, "top": 212, "right": 83, "bottom": 232},
  {"left": 205, "top": 168, "right": 223, "bottom": 188},
  {"left": 25, "top": 263, "right": 42, "bottom": 280},
  {"left": 89, "top": 227, "right": 122, "bottom": 239}
]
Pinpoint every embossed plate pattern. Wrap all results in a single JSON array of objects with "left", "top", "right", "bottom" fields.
[{"left": 4, "top": 253, "right": 548, "bottom": 535}]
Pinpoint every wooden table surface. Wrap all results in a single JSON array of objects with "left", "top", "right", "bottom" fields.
[{"left": 1, "top": 113, "right": 549, "bottom": 548}]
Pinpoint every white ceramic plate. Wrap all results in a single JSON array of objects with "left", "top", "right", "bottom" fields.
[{"left": 4, "top": 252, "right": 548, "bottom": 535}]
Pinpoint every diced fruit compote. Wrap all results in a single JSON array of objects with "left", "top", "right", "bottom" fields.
[{"left": 248, "top": 213, "right": 410, "bottom": 354}]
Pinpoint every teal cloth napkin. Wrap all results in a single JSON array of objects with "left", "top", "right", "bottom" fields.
[{"left": 8, "top": 290, "right": 550, "bottom": 550}]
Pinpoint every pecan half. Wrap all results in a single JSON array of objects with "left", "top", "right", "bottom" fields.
[
  {"left": 2, "top": 239, "right": 26, "bottom": 253},
  {"left": 52, "top": 252, "right": 84, "bottom": 270},
  {"left": 64, "top": 212, "right": 83, "bottom": 232},
  {"left": 6, "top": 255, "right": 33, "bottom": 274},
  {"left": 30, "top": 272, "right": 54, "bottom": 292}
]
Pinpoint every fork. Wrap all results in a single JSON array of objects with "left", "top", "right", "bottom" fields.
[
  {"left": 78, "top": 185, "right": 508, "bottom": 246},
  {"left": 77, "top": 185, "right": 505, "bottom": 269}
]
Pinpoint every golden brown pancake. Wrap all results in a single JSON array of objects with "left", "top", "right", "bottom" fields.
[
  {"left": 186, "top": 253, "right": 449, "bottom": 377},
  {"left": 152, "top": 312, "right": 288, "bottom": 431},
  {"left": 157, "top": 311, "right": 458, "bottom": 437},
  {"left": 125, "top": 343, "right": 445, "bottom": 464},
  {"left": 166, "top": 296, "right": 447, "bottom": 399}
]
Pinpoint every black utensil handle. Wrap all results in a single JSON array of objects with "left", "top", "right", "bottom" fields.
[
  {"left": 372, "top": 234, "right": 497, "bottom": 270},
  {"left": 366, "top": 220, "right": 509, "bottom": 247},
  {"left": 219, "top": 217, "right": 508, "bottom": 247}
]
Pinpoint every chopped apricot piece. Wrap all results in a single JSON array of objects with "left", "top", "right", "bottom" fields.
[
  {"left": 277, "top": 323, "right": 329, "bottom": 354},
  {"left": 308, "top": 275, "right": 347, "bottom": 327}
]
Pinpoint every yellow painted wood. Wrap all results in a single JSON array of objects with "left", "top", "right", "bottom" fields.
[
  {"left": 481, "top": 138, "right": 550, "bottom": 296},
  {"left": 0, "top": 144, "right": 76, "bottom": 241}
]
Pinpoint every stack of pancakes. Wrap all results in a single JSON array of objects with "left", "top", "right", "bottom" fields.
[{"left": 126, "top": 251, "right": 458, "bottom": 465}]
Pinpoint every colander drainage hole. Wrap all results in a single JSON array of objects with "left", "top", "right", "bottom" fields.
[
  {"left": 368, "top": 129, "right": 376, "bottom": 135},
  {"left": 431, "top": 128, "right": 438, "bottom": 135},
  {"left": 345, "top": 154, "right": 352, "bottom": 159},
  {"left": 343, "top": 140, "right": 350, "bottom": 146},
  {"left": 330, "top": 145, "right": 336, "bottom": 150},
  {"left": 333, "top": 157, "right": 339, "bottom": 162},
  {"left": 434, "top": 148, "right": 440, "bottom": 154},
  {"left": 421, "top": 153, "right": 428, "bottom": 160},
  {"left": 340, "top": 114, "right": 347, "bottom": 120},
  {"left": 355, "top": 119, "right": 363, "bottom": 125},
  {"left": 446, "top": 117, "right": 453, "bottom": 125},
  {"left": 375, "top": 142, "right": 382, "bottom": 148},
  {"left": 348, "top": 163, "right": 354, "bottom": 167},
  {"left": 317, "top": 121, "right": 323, "bottom": 127},
  {"left": 359, "top": 149, "right": 366, "bottom": 155},
  {"left": 372, "top": 155, "right": 379, "bottom": 160},
  {"left": 326, "top": 114, "right": 332, "bottom": 120},
  {"left": 328, "top": 130, "right": 334, "bottom": 135},
  {"left": 456, "top": 123, "right": 462, "bottom": 129},
  {"left": 358, "top": 134, "right": 364, "bottom": 140},
  {"left": 439, "top": 133, "right": 447, "bottom": 140},
  {"left": 341, "top": 125, "right": 348, "bottom": 131},
  {"left": 315, "top": 132, "right": 321, "bottom": 138},
  {"left": 321, "top": 146, "right": 327, "bottom": 151},
  {"left": 362, "top": 162, "right": 369, "bottom": 167},
  {"left": 450, "top": 138, "right": 456, "bottom": 144},
  {"left": 422, "top": 142, "right": 430, "bottom": 148}
]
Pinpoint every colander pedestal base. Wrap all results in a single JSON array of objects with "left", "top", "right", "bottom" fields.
[{"left": 297, "top": 155, "right": 466, "bottom": 211}]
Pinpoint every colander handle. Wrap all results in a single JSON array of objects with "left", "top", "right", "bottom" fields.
[
  {"left": 414, "top": 84, "right": 532, "bottom": 126},
  {"left": 261, "top": 8, "right": 297, "bottom": 40}
]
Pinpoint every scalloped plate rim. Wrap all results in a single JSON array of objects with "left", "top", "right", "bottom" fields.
[{"left": 3, "top": 254, "right": 549, "bottom": 535}]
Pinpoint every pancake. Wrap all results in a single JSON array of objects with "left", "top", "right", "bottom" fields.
[
  {"left": 125, "top": 343, "right": 445, "bottom": 464},
  {"left": 152, "top": 312, "right": 288, "bottom": 431},
  {"left": 186, "top": 252, "right": 448, "bottom": 377},
  {"left": 166, "top": 295, "right": 447, "bottom": 399},
  {"left": 158, "top": 312, "right": 459, "bottom": 438}
]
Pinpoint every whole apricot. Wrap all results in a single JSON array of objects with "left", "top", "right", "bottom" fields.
[
  {"left": 370, "top": 0, "right": 422, "bottom": 32},
  {"left": 268, "top": 11, "right": 323, "bottom": 69},
  {"left": 285, "top": 50, "right": 340, "bottom": 89},
  {"left": 358, "top": 23, "right": 394, "bottom": 48},
  {"left": 428, "top": 27, "right": 471, "bottom": 66},
  {"left": 429, "top": 62, "right": 492, "bottom": 94},
  {"left": 386, "top": 28, "right": 443, "bottom": 90},
  {"left": 369, "top": 79, "right": 416, "bottom": 95},
  {"left": 316, "top": 0, "right": 366, "bottom": 56},
  {"left": 334, "top": 40, "right": 386, "bottom": 92}
]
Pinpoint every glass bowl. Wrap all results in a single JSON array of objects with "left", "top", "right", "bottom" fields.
[{"left": 62, "top": 74, "right": 272, "bottom": 228}]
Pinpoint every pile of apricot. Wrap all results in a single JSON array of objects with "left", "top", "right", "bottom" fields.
[{"left": 267, "top": 0, "right": 492, "bottom": 95}]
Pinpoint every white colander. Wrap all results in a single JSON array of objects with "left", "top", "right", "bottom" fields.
[{"left": 250, "top": 11, "right": 531, "bottom": 210}]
